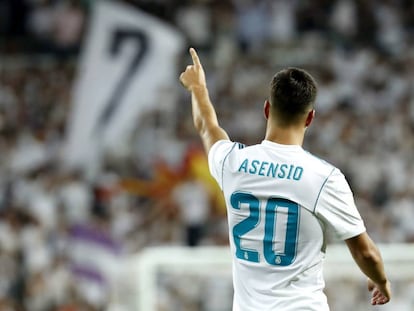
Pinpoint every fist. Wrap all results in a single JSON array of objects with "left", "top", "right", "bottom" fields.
[
  {"left": 368, "top": 278, "right": 391, "bottom": 305},
  {"left": 179, "top": 48, "right": 206, "bottom": 91}
]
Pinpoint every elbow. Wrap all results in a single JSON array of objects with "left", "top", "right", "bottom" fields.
[
  {"left": 194, "top": 116, "right": 210, "bottom": 136},
  {"left": 194, "top": 118, "right": 204, "bottom": 133}
]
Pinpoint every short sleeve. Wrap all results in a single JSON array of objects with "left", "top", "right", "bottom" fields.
[
  {"left": 315, "top": 169, "right": 366, "bottom": 240},
  {"left": 208, "top": 140, "right": 235, "bottom": 189}
]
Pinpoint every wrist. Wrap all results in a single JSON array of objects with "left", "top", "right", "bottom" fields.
[
  {"left": 376, "top": 278, "right": 388, "bottom": 286},
  {"left": 191, "top": 84, "right": 207, "bottom": 93}
]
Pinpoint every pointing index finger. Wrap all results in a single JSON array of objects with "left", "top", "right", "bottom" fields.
[{"left": 189, "top": 48, "right": 201, "bottom": 67}]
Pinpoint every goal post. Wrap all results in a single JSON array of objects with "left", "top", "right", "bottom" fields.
[
  {"left": 136, "top": 246, "right": 232, "bottom": 310},
  {"left": 120, "top": 244, "right": 414, "bottom": 310}
]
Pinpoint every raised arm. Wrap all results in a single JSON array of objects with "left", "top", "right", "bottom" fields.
[
  {"left": 345, "top": 232, "right": 391, "bottom": 305},
  {"left": 179, "top": 48, "right": 229, "bottom": 153}
]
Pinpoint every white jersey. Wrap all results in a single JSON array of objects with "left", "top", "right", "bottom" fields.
[{"left": 208, "top": 140, "right": 366, "bottom": 311}]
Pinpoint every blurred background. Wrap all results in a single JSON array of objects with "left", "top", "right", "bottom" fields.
[{"left": 0, "top": 0, "right": 413, "bottom": 310}]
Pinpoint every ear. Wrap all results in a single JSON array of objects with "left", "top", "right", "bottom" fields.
[
  {"left": 305, "top": 109, "right": 315, "bottom": 127},
  {"left": 264, "top": 100, "right": 271, "bottom": 120}
]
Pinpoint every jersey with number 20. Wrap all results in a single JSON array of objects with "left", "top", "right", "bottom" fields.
[{"left": 208, "top": 140, "right": 366, "bottom": 311}]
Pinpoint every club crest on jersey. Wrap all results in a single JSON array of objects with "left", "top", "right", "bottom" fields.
[{"left": 238, "top": 158, "right": 304, "bottom": 181}]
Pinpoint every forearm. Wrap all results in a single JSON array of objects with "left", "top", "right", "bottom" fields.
[
  {"left": 191, "top": 85, "right": 219, "bottom": 133},
  {"left": 351, "top": 242, "right": 387, "bottom": 285},
  {"left": 346, "top": 233, "right": 391, "bottom": 304},
  {"left": 180, "top": 47, "right": 229, "bottom": 152},
  {"left": 190, "top": 86, "right": 229, "bottom": 152}
]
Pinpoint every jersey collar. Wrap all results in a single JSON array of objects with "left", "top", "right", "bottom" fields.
[{"left": 261, "top": 140, "right": 303, "bottom": 150}]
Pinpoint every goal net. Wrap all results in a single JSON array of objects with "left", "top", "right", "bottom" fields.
[{"left": 118, "top": 244, "right": 414, "bottom": 311}]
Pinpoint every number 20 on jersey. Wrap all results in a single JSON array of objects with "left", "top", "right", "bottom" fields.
[{"left": 231, "top": 192, "right": 300, "bottom": 266}]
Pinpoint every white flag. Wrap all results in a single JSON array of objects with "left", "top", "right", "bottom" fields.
[{"left": 63, "top": 0, "right": 184, "bottom": 173}]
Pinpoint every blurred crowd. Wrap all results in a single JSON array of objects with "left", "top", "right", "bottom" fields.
[{"left": 0, "top": 0, "right": 414, "bottom": 310}]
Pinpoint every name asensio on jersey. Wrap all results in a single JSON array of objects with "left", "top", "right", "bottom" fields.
[{"left": 238, "top": 158, "right": 304, "bottom": 180}]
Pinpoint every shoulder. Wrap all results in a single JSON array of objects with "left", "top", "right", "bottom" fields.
[
  {"left": 303, "top": 150, "right": 337, "bottom": 171},
  {"left": 302, "top": 150, "right": 348, "bottom": 187},
  {"left": 323, "top": 168, "right": 351, "bottom": 192},
  {"left": 315, "top": 165, "right": 354, "bottom": 214},
  {"left": 208, "top": 140, "right": 245, "bottom": 162},
  {"left": 301, "top": 151, "right": 351, "bottom": 204},
  {"left": 207, "top": 140, "right": 245, "bottom": 185}
]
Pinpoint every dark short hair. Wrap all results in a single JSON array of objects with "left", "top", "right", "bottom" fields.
[{"left": 269, "top": 67, "right": 317, "bottom": 125}]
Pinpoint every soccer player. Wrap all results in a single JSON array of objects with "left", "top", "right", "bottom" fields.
[{"left": 179, "top": 48, "right": 391, "bottom": 311}]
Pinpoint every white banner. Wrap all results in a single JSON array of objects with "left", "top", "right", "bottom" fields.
[{"left": 63, "top": 0, "right": 184, "bottom": 173}]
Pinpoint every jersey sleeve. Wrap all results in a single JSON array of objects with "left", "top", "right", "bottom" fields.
[
  {"left": 315, "top": 169, "right": 366, "bottom": 240},
  {"left": 208, "top": 140, "right": 236, "bottom": 189}
]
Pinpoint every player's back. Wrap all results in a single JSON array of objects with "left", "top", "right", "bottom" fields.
[{"left": 209, "top": 140, "right": 336, "bottom": 311}]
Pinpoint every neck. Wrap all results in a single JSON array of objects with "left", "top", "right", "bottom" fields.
[{"left": 264, "top": 122, "right": 306, "bottom": 146}]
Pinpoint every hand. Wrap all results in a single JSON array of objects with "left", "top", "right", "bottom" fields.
[
  {"left": 368, "top": 278, "right": 391, "bottom": 305},
  {"left": 179, "top": 48, "right": 206, "bottom": 91}
]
